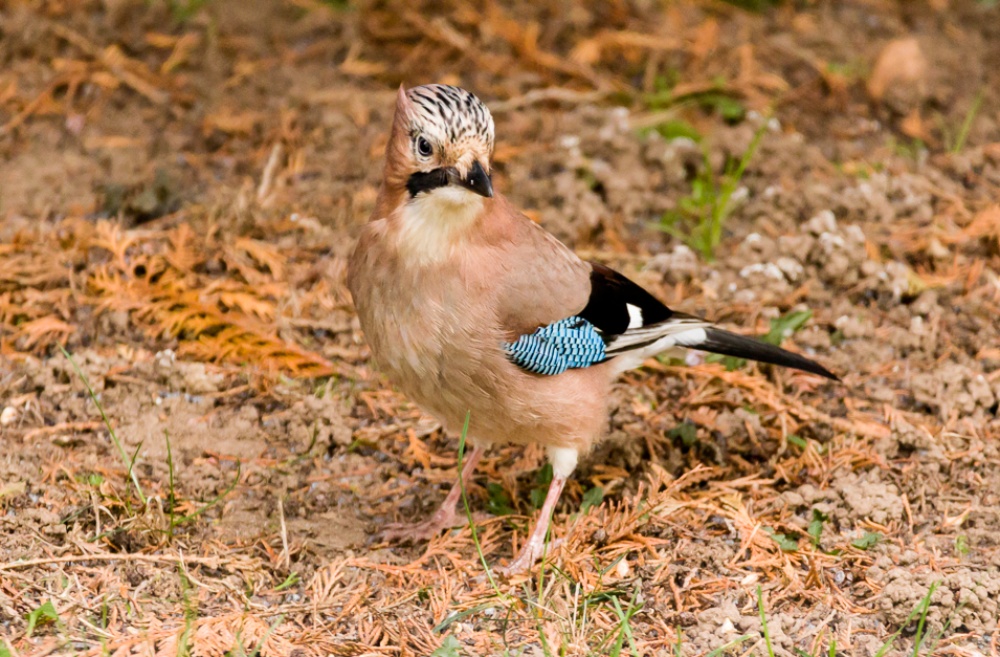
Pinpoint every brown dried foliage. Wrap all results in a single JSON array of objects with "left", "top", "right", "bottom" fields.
[{"left": 1, "top": 217, "right": 337, "bottom": 378}]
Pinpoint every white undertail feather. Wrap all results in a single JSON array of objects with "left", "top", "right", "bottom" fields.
[
  {"left": 398, "top": 186, "right": 484, "bottom": 265},
  {"left": 547, "top": 445, "right": 579, "bottom": 479}
]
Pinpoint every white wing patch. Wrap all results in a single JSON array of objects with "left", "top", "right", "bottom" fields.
[{"left": 626, "top": 303, "right": 643, "bottom": 330}]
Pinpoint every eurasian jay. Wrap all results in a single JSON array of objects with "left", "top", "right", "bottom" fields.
[{"left": 347, "top": 84, "right": 837, "bottom": 575}]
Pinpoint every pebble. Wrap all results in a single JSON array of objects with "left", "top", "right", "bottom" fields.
[{"left": 0, "top": 407, "right": 16, "bottom": 426}]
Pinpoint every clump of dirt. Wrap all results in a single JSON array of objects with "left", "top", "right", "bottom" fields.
[
  {"left": 911, "top": 362, "right": 998, "bottom": 420},
  {"left": 870, "top": 555, "right": 1000, "bottom": 635}
]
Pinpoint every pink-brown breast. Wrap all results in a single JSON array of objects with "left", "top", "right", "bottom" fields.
[{"left": 347, "top": 196, "right": 614, "bottom": 453}]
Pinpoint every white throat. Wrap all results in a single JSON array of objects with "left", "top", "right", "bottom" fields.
[{"left": 397, "top": 186, "right": 484, "bottom": 265}]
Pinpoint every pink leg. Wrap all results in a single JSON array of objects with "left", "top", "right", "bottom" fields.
[
  {"left": 381, "top": 446, "right": 484, "bottom": 543},
  {"left": 496, "top": 474, "right": 567, "bottom": 576}
]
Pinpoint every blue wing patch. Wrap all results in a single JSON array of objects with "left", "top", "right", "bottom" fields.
[{"left": 503, "top": 316, "right": 607, "bottom": 376}]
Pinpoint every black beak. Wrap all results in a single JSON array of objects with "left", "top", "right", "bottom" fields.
[{"left": 448, "top": 160, "right": 493, "bottom": 198}]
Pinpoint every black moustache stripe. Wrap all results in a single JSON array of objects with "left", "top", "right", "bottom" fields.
[{"left": 406, "top": 169, "right": 449, "bottom": 197}]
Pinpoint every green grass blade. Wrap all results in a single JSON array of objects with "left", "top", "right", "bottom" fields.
[
  {"left": 757, "top": 585, "right": 775, "bottom": 657},
  {"left": 874, "top": 581, "right": 939, "bottom": 657},
  {"left": 170, "top": 461, "right": 241, "bottom": 527},
  {"left": 433, "top": 602, "right": 497, "bottom": 634},
  {"left": 911, "top": 583, "right": 936, "bottom": 657},
  {"left": 166, "top": 431, "right": 176, "bottom": 535},
  {"left": 704, "top": 634, "right": 753, "bottom": 657},
  {"left": 712, "top": 120, "right": 767, "bottom": 253},
  {"left": 457, "top": 411, "right": 501, "bottom": 595},
  {"left": 246, "top": 614, "right": 284, "bottom": 657},
  {"left": 952, "top": 89, "right": 984, "bottom": 153}
]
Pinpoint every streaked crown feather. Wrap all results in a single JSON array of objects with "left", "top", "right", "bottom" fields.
[{"left": 405, "top": 84, "right": 495, "bottom": 166}]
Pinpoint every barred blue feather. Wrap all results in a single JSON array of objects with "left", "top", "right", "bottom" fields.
[{"left": 504, "top": 316, "right": 607, "bottom": 376}]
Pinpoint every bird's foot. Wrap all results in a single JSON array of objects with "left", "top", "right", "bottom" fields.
[
  {"left": 495, "top": 537, "right": 563, "bottom": 577},
  {"left": 380, "top": 507, "right": 467, "bottom": 544}
]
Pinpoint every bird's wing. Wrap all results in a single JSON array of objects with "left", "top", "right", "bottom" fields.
[
  {"left": 492, "top": 216, "right": 593, "bottom": 338},
  {"left": 495, "top": 222, "right": 837, "bottom": 380},
  {"left": 574, "top": 263, "right": 837, "bottom": 379}
]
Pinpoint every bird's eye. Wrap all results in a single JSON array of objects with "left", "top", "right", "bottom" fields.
[{"left": 416, "top": 137, "right": 433, "bottom": 157}]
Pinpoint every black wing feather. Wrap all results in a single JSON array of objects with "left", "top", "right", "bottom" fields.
[{"left": 579, "top": 262, "right": 672, "bottom": 336}]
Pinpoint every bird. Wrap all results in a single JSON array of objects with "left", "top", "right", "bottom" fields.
[{"left": 347, "top": 84, "right": 837, "bottom": 575}]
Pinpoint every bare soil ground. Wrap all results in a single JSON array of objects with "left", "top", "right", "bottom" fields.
[{"left": 2, "top": 1, "right": 1000, "bottom": 655}]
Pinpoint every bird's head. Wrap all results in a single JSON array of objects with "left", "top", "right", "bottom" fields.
[{"left": 383, "top": 84, "right": 495, "bottom": 207}]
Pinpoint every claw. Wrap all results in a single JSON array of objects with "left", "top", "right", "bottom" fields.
[
  {"left": 379, "top": 512, "right": 466, "bottom": 544},
  {"left": 495, "top": 537, "right": 564, "bottom": 576},
  {"left": 376, "top": 445, "right": 486, "bottom": 546}
]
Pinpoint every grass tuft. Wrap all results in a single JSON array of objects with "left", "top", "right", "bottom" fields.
[
  {"left": 757, "top": 585, "right": 776, "bottom": 657},
  {"left": 945, "top": 88, "right": 985, "bottom": 154},
  {"left": 874, "top": 581, "right": 939, "bottom": 657},
  {"left": 60, "top": 345, "right": 146, "bottom": 505},
  {"left": 704, "top": 634, "right": 753, "bottom": 657},
  {"left": 658, "top": 120, "right": 768, "bottom": 261},
  {"left": 24, "top": 599, "right": 62, "bottom": 638},
  {"left": 431, "top": 635, "right": 463, "bottom": 657},
  {"left": 457, "top": 411, "right": 502, "bottom": 595},
  {"left": 607, "top": 583, "right": 643, "bottom": 657}
]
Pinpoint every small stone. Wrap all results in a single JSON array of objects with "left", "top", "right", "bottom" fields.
[
  {"left": 775, "top": 256, "right": 805, "bottom": 282},
  {"left": 867, "top": 38, "right": 928, "bottom": 112},
  {"left": 154, "top": 349, "right": 176, "bottom": 369},
  {"left": 927, "top": 237, "right": 950, "bottom": 260},
  {"left": 43, "top": 523, "right": 67, "bottom": 536},
  {"left": 0, "top": 407, "right": 17, "bottom": 426},
  {"left": 805, "top": 209, "right": 837, "bottom": 235}
]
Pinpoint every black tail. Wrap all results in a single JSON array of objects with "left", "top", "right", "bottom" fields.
[{"left": 699, "top": 328, "right": 839, "bottom": 381}]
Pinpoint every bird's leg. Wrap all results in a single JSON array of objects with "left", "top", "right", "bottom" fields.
[
  {"left": 381, "top": 445, "right": 484, "bottom": 543},
  {"left": 497, "top": 446, "right": 578, "bottom": 576},
  {"left": 497, "top": 473, "right": 567, "bottom": 576}
]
